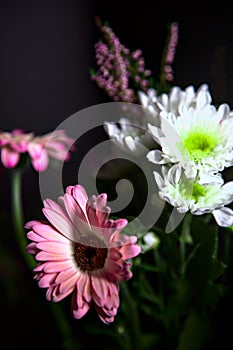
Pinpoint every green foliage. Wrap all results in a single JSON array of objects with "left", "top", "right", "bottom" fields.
[{"left": 122, "top": 213, "right": 228, "bottom": 350}]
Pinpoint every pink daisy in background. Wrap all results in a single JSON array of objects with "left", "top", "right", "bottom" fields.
[
  {"left": 0, "top": 129, "right": 75, "bottom": 172},
  {"left": 0, "top": 129, "right": 33, "bottom": 168},
  {"left": 25, "top": 184, "right": 141, "bottom": 324}
]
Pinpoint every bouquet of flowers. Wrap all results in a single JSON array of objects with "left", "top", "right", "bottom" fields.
[{"left": 1, "top": 16, "right": 233, "bottom": 350}]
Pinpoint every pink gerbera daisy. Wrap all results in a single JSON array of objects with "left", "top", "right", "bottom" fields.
[
  {"left": 0, "top": 129, "right": 75, "bottom": 172},
  {"left": 25, "top": 184, "right": 141, "bottom": 324},
  {"left": 0, "top": 129, "right": 33, "bottom": 168}
]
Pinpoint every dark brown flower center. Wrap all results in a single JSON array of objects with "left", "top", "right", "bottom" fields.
[{"left": 74, "top": 242, "right": 108, "bottom": 271}]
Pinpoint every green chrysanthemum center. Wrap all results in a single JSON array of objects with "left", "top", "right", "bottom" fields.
[
  {"left": 182, "top": 128, "right": 220, "bottom": 162},
  {"left": 191, "top": 183, "right": 207, "bottom": 202}
]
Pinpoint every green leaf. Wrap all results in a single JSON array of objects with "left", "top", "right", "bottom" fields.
[
  {"left": 211, "top": 258, "right": 227, "bottom": 280},
  {"left": 180, "top": 213, "right": 193, "bottom": 244},
  {"left": 177, "top": 312, "right": 209, "bottom": 350},
  {"left": 179, "top": 216, "right": 220, "bottom": 309}
]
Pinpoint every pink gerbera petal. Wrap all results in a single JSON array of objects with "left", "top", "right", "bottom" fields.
[
  {"left": 1, "top": 147, "right": 20, "bottom": 168},
  {"left": 31, "top": 151, "right": 49, "bottom": 172}
]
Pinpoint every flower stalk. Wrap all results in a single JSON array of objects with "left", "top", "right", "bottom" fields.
[
  {"left": 11, "top": 168, "right": 35, "bottom": 268},
  {"left": 10, "top": 167, "right": 77, "bottom": 349}
]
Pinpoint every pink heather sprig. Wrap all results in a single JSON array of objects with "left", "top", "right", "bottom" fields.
[
  {"left": 91, "top": 18, "right": 152, "bottom": 103},
  {"left": 160, "top": 22, "right": 179, "bottom": 91}
]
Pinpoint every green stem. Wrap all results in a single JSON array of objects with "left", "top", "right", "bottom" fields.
[
  {"left": 179, "top": 213, "right": 192, "bottom": 276},
  {"left": 223, "top": 230, "right": 231, "bottom": 266},
  {"left": 11, "top": 168, "right": 77, "bottom": 349},
  {"left": 11, "top": 169, "right": 36, "bottom": 269}
]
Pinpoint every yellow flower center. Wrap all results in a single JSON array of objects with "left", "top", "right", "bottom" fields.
[{"left": 181, "top": 128, "right": 220, "bottom": 162}]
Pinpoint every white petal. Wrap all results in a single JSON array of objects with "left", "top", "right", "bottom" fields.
[
  {"left": 198, "top": 172, "right": 224, "bottom": 185},
  {"left": 147, "top": 123, "right": 164, "bottom": 143},
  {"left": 104, "top": 122, "right": 120, "bottom": 138},
  {"left": 147, "top": 150, "right": 168, "bottom": 164},
  {"left": 153, "top": 171, "right": 165, "bottom": 189},
  {"left": 124, "top": 136, "right": 137, "bottom": 152},
  {"left": 217, "top": 103, "right": 231, "bottom": 121},
  {"left": 138, "top": 90, "right": 149, "bottom": 107},
  {"left": 160, "top": 117, "right": 184, "bottom": 162},
  {"left": 196, "top": 90, "right": 212, "bottom": 109},
  {"left": 222, "top": 181, "right": 233, "bottom": 195},
  {"left": 212, "top": 207, "right": 233, "bottom": 227},
  {"left": 167, "top": 164, "right": 182, "bottom": 185}
]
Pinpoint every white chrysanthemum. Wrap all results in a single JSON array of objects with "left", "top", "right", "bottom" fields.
[
  {"left": 147, "top": 89, "right": 233, "bottom": 178},
  {"left": 104, "top": 84, "right": 209, "bottom": 155},
  {"left": 154, "top": 164, "right": 233, "bottom": 227},
  {"left": 104, "top": 117, "right": 154, "bottom": 154},
  {"left": 104, "top": 104, "right": 158, "bottom": 155},
  {"left": 138, "top": 83, "right": 209, "bottom": 117}
]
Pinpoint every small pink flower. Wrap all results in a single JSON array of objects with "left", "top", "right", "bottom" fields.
[
  {"left": 25, "top": 184, "right": 141, "bottom": 324},
  {"left": 28, "top": 130, "right": 75, "bottom": 172},
  {"left": 0, "top": 129, "right": 33, "bottom": 168}
]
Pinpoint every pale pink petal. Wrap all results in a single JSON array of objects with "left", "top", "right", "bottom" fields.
[
  {"left": 120, "top": 242, "right": 142, "bottom": 259},
  {"left": 107, "top": 281, "right": 119, "bottom": 307},
  {"left": 53, "top": 286, "right": 73, "bottom": 302},
  {"left": 91, "top": 271, "right": 108, "bottom": 306},
  {"left": 42, "top": 260, "right": 72, "bottom": 273},
  {"left": 71, "top": 283, "right": 90, "bottom": 319},
  {"left": 38, "top": 273, "right": 57, "bottom": 288},
  {"left": 59, "top": 274, "right": 79, "bottom": 294},
  {"left": 46, "top": 285, "right": 67, "bottom": 302},
  {"left": 86, "top": 196, "right": 98, "bottom": 225},
  {"left": 76, "top": 272, "right": 88, "bottom": 294},
  {"left": 27, "top": 143, "right": 43, "bottom": 158},
  {"left": 72, "top": 299, "right": 90, "bottom": 319},
  {"left": 25, "top": 220, "right": 43, "bottom": 229},
  {"left": 46, "top": 286, "right": 56, "bottom": 301},
  {"left": 36, "top": 241, "right": 72, "bottom": 255},
  {"left": 27, "top": 231, "right": 46, "bottom": 242},
  {"left": 32, "top": 151, "right": 49, "bottom": 172},
  {"left": 108, "top": 248, "right": 122, "bottom": 260},
  {"left": 105, "top": 257, "right": 122, "bottom": 274},
  {"left": 96, "top": 193, "right": 108, "bottom": 210},
  {"left": 55, "top": 267, "right": 78, "bottom": 284},
  {"left": 115, "top": 265, "right": 133, "bottom": 281},
  {"left": 95, "top": 305, "right": 115, "bottom": 324},
  {"left": 71, "top": 273, "right": 92, "bottom": 303},
  {"left": 63, "top": 193, "right": 90, "bottom": 234},
  {"left": 36, "top": 251, "right": 72, "bottom": 261},
  {"left": 97, "top": 206, "right": 111, "bottom": 227},
  {"left": 32, "top": 223, "right": 68, "bottom": 242},
  {"left": 43, "top": 198, "right": 67, "bottom": 217},
  {"left": 67, "top": 185, "right": 88, "bottom": 214},
  {"left": 26, "top": 242, "right": 38, "bottom": 254},
  {"left": 42, "top": 207, "right": 76, "bottom": 241},
  {"left": 33, "top": 263, "right": 45, "bottom": 272}
]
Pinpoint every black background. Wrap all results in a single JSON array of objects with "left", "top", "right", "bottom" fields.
[{"left": 1, "top": 0, "right": 233, "bottom": 348}]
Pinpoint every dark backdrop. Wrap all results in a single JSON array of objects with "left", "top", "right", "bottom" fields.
[{"left": 1, "top": 0, "right": 233, "bottom": 348}]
